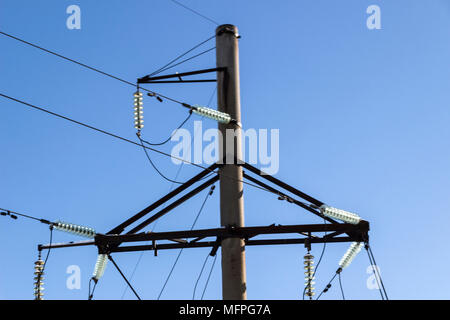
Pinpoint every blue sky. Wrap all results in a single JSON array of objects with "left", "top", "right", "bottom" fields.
[{"left": 1, "top": 0, "right": 450, "bottom": 300}]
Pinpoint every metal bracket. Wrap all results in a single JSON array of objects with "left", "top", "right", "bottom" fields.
[{"left": 138, "top": 67, "right": 225, "bottom": 84}]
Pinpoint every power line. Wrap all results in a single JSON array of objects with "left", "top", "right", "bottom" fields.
[
  {"left": 367, "top": 244, "right": 388, "bottom": 299},
  {"left": 153, "top": 47, "right": 216, "bottom": 76},
  {"left": 0, "top": 93, "right": 205, "bottom": 171},
  {"left": 149, "top": 35, "right": 216, "bottom": 77},
  {"left": 88, "top": 278, "right": 97, "bottom": 300},
  {"left": 140, "top": 110, "right": 192, "bottom": 146},
  {"left": 316, "top": 272, "right": 339, "bottom": 300},
  {"left": 157, "top": 185, "right": 215, "bottom": 299},
  {"left": 338, "top": 272, "right": 345, "bottom": 300},
  {"left": 120, "top": 164, "right": 185, "bottom": 299},
  {"left": 108, "top": 254, "right": 141, "bottom": 300},
  {"left": 0, "top": 207, "right": 51, "bottom": 225},
  {"left": 169, "top": 0, "right": 220, "bottom": 26},
  {"left": 365, "top": 243, "right": 388, "bottom": 300},
  {"left": 137, "top": 134, "right": 184, "bottom": 185},
  {"left": 365, "top": 246, "right": 384, "bottom": 300},
  {"left": 122, "top": 86, "right": 218, "bottom": 299},
  {"left": 42, "top": 226, "right": 53, "bottom": 272},
  {"left": 206, "top": 85, "right": 217, "bottom": 107},
  {"left": 0, "top": 92, "right": 307, "bottom": 205},
  {"left": 193, "top": 252, "right": 210, "bottom": 299},
  {"left": 0, "top": 30, "right": 186, "bottom": 107},
  {"left": 201, "top": 253, "right": 217, "bottom": 299}
]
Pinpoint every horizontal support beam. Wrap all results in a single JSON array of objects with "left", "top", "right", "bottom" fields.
[
  {"left": 110, "top": 236, "right": 356, "bottom": 253},
  {"left": 143, "top": 79, "right": 216, "bottom": 84},
  {"left": 39, "top": 240, "right": 95, "bottom": 250},
  {"left": 97, "top": 222, "right": 369, "bottom": 246},
  {"left": 39, "top": 222, "right": 369, "bottom": 251},
  {"left": 138, "top": 67, "right": 225, "bottom": 83}
]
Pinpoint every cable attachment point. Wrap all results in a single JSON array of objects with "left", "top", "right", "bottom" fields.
[
  {"left": 0, "top": 210, "right": 18, "bottom": 220},
  {"left": 323, "top": 283, "right": 332, "bottom": 293},
  {"left": 153, "top": 240, "right": 157, "bottom": 257},
  {"left": 209, "top": 185, "right": 216, "bottom": 196},
  {"left": 147, "top": 92, "right": 163, "bottom": 103},
  {"left": 277, "top": 195, "right": 294, "bottom": 203}
]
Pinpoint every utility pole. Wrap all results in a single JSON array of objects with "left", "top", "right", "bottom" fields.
[
  {"left": 36, "top": 24, "right": 372, "bottom": 302},
  {"left": 216, "top": 24, "right": 247, "bottom": 300}
]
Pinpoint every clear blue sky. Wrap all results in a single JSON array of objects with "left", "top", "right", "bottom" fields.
[{"left": 1, "top": 0, "right": 450, "bottom": 300}]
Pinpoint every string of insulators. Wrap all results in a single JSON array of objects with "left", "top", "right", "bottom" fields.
[
  {"left": 339, "top": 242, "right": 363, "bottom": 269},
  {"left": 134, "top": 91, "right": 144, "bottom": 130},
  {"left": 192, "top": 105, "right": 231, "bottom": 124},
  {"left": 34, "top": 258, "right": 44, "bottom": 300},
  {"left": 53, "top": 221, "right": 96, "bottom": 238},
  {"left": 92, "top": 254, "right": 108, "bottom": 281},
  {"left": 304, "top": 253, "right": 315, "bottom": 299},
  {"left": 320, "top": 205, "right": 361, "bottom": 225}
]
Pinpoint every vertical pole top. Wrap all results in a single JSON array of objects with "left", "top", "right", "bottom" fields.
[{"left": 216, "top": 24, "right": 240, "bottom": 38}]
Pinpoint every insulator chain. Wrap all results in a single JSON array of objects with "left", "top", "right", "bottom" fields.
[
  {"left": 304, "top": 252, "right": 315, "bottom": 299},
  {"left": 34, "top": 257, "right": 44, "bottom": 300},
  {"left": 134, "top": 91, "right": 144, "bottom": 130}
]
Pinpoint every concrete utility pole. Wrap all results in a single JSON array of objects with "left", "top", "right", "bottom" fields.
[
  {"left": 36, "top": 23, "right": 372, "bottom": 302},
  {"left": 216, "top": 24, "right": 247, "bottom": 300}
]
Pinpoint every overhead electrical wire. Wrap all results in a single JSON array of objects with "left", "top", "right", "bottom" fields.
[
  {"left": 0, "top": 30, "right": 187, "bottom": 107},
  {"left": 120, "top": 164, "right": 185, "bottom": 299},
  {"left": 141, "top": 110, "right": 193, "bottom": 146},
  {"left": 193, "top": 251, "right": 217, "bottom": 300},
  {"left": 152, "top": 47, "right": 216, "bottom": 76},
  {"left": 157, "top": 185, "right": 215, "bottom": 299},
  {"left": 316, "top": 242, "right": 365, "bottom": 300},
  {"left": 42, "top": 226, "right": 54, "bottom": 273},
  {"left": 0, "top": 93, "right": 204, "bottom": 171},
  {"left": 0, "top": 31, "right": 298, "bottom": 201},
  {"left": 148, "top": 34, "right": 216, "bottom": 77},
  {"left": 137, "top": 133, "right": 185, "bottom": 185},
  {"left": 0, "top": 207, "right": 95, "bottom": 239},
  {"left": 201, "top": 253, "right": 217, "bottom": 299},
  {"left": 365, "top": 246, "right": 384, "bottom": 300},
  {"left": 0, "top": 25, "right": 367, "bottom": 302},
  {"left": 316, "top": 272, "right": 338, "bottom": 300},
  {"left": 367, "top": 245, "right": 388, "bottom": 299},
  {"left": 122, "top": 87, "right": 218, "bottom": 299},
  {"left": 107, "top": 254, "right": 141, "bottom": 300},
  {"left": 0, "top": 207, "right": 51, "bottom": 224},
  {"left": 88, "top": 278, "right": 97, "bottom": 300},
  {"left": 338, "top": 272, "right": 345, "bottom": 300},
  {"left": 0, "top": 92, "right": 297, "bottom": 202},
  {"left": 365, "top": 243, "right": 388, "bottom": 300},
  {"left": 169, "top": 0, "right": 220, "bottom": 26},
  {"left": 193, "top": 252, "right": 210, "bottom": 300}
]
